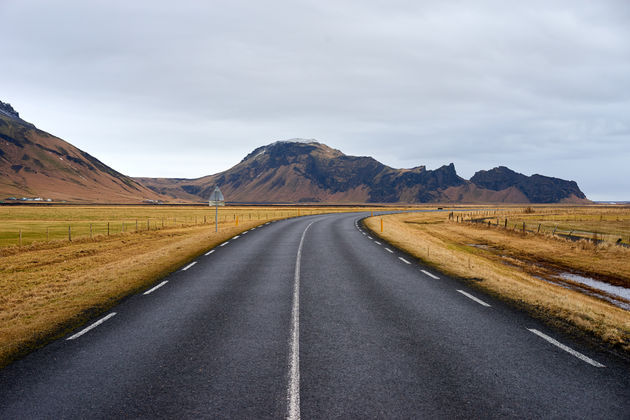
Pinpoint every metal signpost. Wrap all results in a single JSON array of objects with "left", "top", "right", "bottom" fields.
[{"left": 209, "top": 186, "right": 225, "bottom": 232}]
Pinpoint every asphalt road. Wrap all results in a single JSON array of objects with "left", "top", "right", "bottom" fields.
[{"left": 0, "top": 212, "right": 628, "bottom": 419}]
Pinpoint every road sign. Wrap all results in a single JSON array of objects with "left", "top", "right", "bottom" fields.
[
  {"left": 209, "top": 186, "right": 224, "bottom": 206},
  {"left": 210, "top": 186, "right": 224, "bottom": 232}
]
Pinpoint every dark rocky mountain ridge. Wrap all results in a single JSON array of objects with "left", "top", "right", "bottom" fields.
[
  {"left": 470, "top": 166, "right": 586, "bottom": 203},
  {"left": 138, "top": 140, "right": 588, "bottom": 204}
]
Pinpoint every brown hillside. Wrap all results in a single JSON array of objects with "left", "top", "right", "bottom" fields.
[{"left": 0, "top": 104, "right": 168, "bottom": 203}]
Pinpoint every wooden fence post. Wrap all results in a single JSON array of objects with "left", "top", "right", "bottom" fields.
[
  {"left": 47, "top": 227, "right": 49, "bottom": 241},
  {"left": 68, "top": 225, "right": 72, "bottom": 242},
  {"left": 19, "top": 229, "right": 22, "bottom": 246},
  {"left": 90, "top": 224, "right": 93, "bottom": 239},
  {"left": 107, "top": 222, "right": 110, "bottom": 236}
]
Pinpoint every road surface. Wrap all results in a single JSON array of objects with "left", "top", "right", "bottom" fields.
[{"left": 0, "top": 212, "right": 628, "bottom": 418}]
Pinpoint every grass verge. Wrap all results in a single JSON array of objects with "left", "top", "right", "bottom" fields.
[
  {"left": 365, "top": 211, "right": 630, "bottom": 354},
  {"left": 0, "top": 220, "right": 264, "bottom": 367}
]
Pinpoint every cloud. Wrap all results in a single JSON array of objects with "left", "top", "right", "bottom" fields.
[{"left": 2, "top": 0, "right": 629, "bottom": 199}]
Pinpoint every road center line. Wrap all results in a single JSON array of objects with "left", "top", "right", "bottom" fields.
[
  {"left": 457, "top": 290, "right": 491, "bottom": 307},
  {"left": 287, "top": 220, "right": 316, "bottom": 420},
  {"left": 205, "top": 250, "right": 215, "bottom": 256},
  {"left": 143, "top": 280, "right": 168, "bottom": 295},
  {"left": 421, "top": 269, "right": 440, "bottom": 280},
  {"left": 182, "top": 261, "right": 197, "bottom": 271},
  {"left": 399, "top": 257, "right": 411, "bottom": 264},
  {"left": 528, "top": 329, "right": 605, "bottom": 367},
  {"left": 67, "top": 313, "right": 116, "bottom": 340},
  {"left": 385, "top": 248, "right": 394, "bottom": 253}
]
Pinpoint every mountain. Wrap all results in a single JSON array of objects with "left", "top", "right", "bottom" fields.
[
  {"left": 470, "top": 166, "right": 587, "bottom": 203},
  {"left": 0, "top": 101, "right": 166, "bottom": 203},
  {"left": 137, "top": 140, "right": 589, "bottom": 204}
]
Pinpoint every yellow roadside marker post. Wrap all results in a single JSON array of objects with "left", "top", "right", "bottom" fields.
[{"left": 381, "top": 218, "right": 383, "bottom": 232}]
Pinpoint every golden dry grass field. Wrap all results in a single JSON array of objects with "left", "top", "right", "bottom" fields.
[
  {"left": 466, "top": 205, "right": 630, "bottom": 245},
  {"left": 365, "top": 206, "right": 630, "bottom": 352},
  {"left": 0, "top": 204, "right": 400, "bottom": 367},
  {"left": 0, "top": 205, "right": 350, "bottom": 247}
]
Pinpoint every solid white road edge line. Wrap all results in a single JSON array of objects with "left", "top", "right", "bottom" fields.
[
  {"left": 205, "top": 250, "right": 215, "bottom": 256},
  {"left": 399, "top": 257, "right": 411, "bottom": 264},
  {"left": 385, "top": 248, "right": 394, "bottom": 253},
  {"left": 67, "top": 313, "right": 117, "bottom": 340},
  {"left": 143, "top": 280, "right": 168, "bottom": 295},
  {"left": 287, "top": 220, "right": 316, "bottom": 420},
  {"left": 457, "top": 290, "right": 491, "bottom": 307},
  {"left": 182, "top": 261, "right": 197, "bottom": 271},
  {"left": 421, "top": 269, "right": 440, "bottom": 280},
  {"left": 528, "top": 329, "right": 605, "bottom": 367}
]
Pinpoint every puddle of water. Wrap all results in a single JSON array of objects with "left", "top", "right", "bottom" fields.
[
  {"left": 558, "top": 273, "right": 630, "bottom": 311},
  {"left": 468, "top": 244, "right": 490, "bottom": 250},
  {"left": 557, "top": 273, "right": 630, "bottom": 301}
]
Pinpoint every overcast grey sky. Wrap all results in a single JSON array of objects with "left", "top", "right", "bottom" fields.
[{"left": 2, "top": 0, "right": 629, "bottom": 200}]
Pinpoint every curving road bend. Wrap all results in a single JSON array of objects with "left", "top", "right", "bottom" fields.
[{"left": 0, "top": 212, "right": 628, "bottom": 419}]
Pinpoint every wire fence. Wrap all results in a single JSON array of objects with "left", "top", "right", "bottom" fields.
[
  {"left": 0, "top": 208, "right": 333, "bottom": 248},
  {"left": 447, "top": 211, "right": 630, "bottom": 247}
]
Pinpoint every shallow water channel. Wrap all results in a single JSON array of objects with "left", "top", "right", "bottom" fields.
[
  {"left": 469, "top": 244, "right": 630, "bottom": 311},
  {"left": 556, "top": 273, "right": 630, "bottom": 310}
]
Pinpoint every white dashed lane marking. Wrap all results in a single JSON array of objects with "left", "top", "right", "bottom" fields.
[
  {"left": 399, "top": 257, "right": 411, "bottom": 264},
  {"left": 421, "top": 269, "right": 440, "bottom": 280},
  {"left": 182, "top": 261, "right": 197, "bottom": 271},
  {"left": 457, "top": 290, "right": 491, "bottom": 307},
  {"left": 67, "top": 313, "right": 117, "bottom": 340},
  {"left": 233, "top": 235, "right": 240, "bottom": 239},
  {"left": 220, "top": 242, "right": 229, "bottom": 247},
  {"left": 385, "top": 248, "right": 394, "bottom": 253},
  {"left": 205, "top": 250, "right": 215, "bottom": 256},
  {"left": 374, "top": 241, "right": 381, "bottom": 245},
  {"left": 144, "top": 280, "right": 168, "bottom": 295},
  {"left": 528, "top": 329, "right": 605, "bottom": 367}
]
